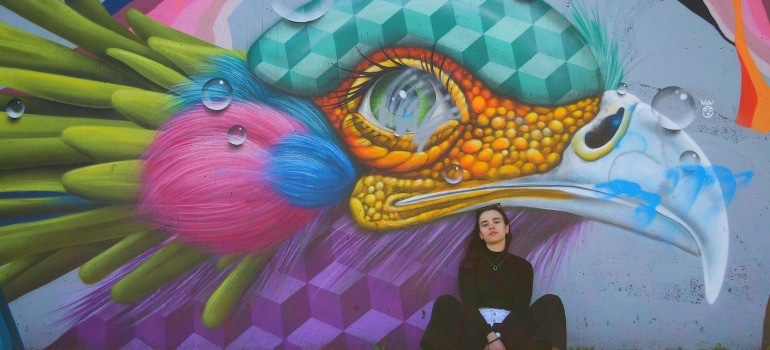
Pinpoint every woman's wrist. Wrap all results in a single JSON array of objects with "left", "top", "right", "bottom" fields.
[{"left": 487, "top": 336, "right": 500, "bottom": 345}]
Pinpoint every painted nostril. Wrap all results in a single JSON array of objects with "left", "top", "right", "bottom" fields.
[{"left": 585, "top": 107, "right": 625, "bottom": 149}]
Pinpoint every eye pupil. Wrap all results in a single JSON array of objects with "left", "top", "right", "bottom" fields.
[
  {"left": 369, "top": 68, "right": 438, "bottom": 127},
  {"left": 585, "top": 107, "right": 625, "bottom": 149},
  {"left": 387, "top": 84, "right": 418, "bottom": 118}
]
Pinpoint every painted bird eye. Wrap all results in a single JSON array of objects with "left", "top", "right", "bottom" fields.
[
  {"left": 358, "top": 67, "right": 457, "bottom": 140},
  {"left": 572, "top": 105, "right": 633, "bottom": 161},
  {"left": 585, "top": 107, "right": 625, "bottom": 149}
]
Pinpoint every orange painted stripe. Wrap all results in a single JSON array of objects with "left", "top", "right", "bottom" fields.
[{"left": 733, "top": 0, "right": 770, "bottom": 132}]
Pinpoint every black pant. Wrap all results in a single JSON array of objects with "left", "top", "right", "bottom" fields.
[{"left": 420, "top": 294, "right": 566, "bottom": 350}]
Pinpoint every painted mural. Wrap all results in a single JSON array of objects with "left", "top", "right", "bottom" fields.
[{"left": 0, "top": 0, "right": 768, "bottom": 348}]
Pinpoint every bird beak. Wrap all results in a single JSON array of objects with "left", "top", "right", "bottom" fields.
[{"left": 395, "top": 91, "right": 729, "bottom": 303}]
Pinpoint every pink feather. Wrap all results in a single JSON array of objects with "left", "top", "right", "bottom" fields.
[{"left": 138, "top": 101, "right": 318, "bottom": 254}]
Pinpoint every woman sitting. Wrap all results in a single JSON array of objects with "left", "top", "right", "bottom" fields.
[{"left": 421, "top": 203, "right": 566, "bottom": 350}]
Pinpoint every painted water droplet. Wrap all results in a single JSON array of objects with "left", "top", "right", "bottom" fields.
[
  {"left": 228, "top": 125, "right": 247, "bottom": 146},
  {"left": 679, "top": 150, "right": 700, "bottom": 170},
  {"left": 202, "top": 78, "right": 233, "bottom": 111},
  {"left": 6, "top": 98, "right": 25, "bottom": 119},
  {"left": 442, "top": 164, "right": 464, "bottom": 184},
  {"left": 617, "top": 82, "right": 628, "bottom": 95},
  {"left": 272, "top": 0, "right": 332, "bottom": 23},
  {"left": 652, "top": 86, "right": 696, "bottom": 130}
]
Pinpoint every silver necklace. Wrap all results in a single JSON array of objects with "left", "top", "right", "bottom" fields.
[{"left": 486, "top": 253, "right": 507, "bottom": 270}]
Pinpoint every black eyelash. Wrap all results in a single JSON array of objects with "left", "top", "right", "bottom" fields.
[{"left": 324, "top": 44, "right": 453, "bottom": 109}]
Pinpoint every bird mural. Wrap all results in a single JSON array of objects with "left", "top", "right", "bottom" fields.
[{"left": 0, "top": 0, "right": 746, "bottom": 347}]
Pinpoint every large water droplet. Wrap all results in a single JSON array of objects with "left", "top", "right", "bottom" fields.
[
  {"left": 652, "top": 86, "right": 696, "bottom": 130},
  {"left": 6, "top": 98, "right": 25, "bottom": 119},
  {"left": 271, "top": 0, "right": 333, "bottom": 23},
  {"left": 616, "top": 82, "right": 628, "bottom": 96},
  {"left": 228, "top": 125, "right": 247, "bottom": 146},
  {"left": 679, "top": 150, "right": 700, "bottom": 170},
  {"left": 442, "top": 164, "right": 464, "bottom": 184},
  {"left": 202, "top": 78, "right": 233, "bottom": 111}
]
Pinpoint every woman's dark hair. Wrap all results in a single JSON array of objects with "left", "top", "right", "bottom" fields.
[{"left": 459, "top": 203, "right": 512, "bottom": 271}]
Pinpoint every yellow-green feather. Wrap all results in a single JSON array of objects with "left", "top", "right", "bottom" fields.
[
  {"left": 61, "top": 160, "right": 142, "bottom": 202},
  {"left": 0, "top": 240, "right": 117, "bottom": 302},
  {"left": 0, "top": 67, "right": 145, "bottom": 108},
  {"left": 79, "top": 230, "right": 168, "bottom": 285},
  {"left": 1, "top": 114, "right": 139, "bottom": 139},
  {"left": 125, "top": 9, "right": 217, "bottom": 48},
  {"left": 111, "top": 90, "right": 177, "bottom": 129},
  {"left": 0, "top": 138, "right": 91, "bottom": 170},
  {"left": 111, "top": 241, "right": 211, "bottom": 303},
  {"left": 0, "top": 23, "right": 140, "bottom": 86},
  {"left": 107, "top": 48, "right": 190, "bottom": 90},
  {"left": 0, "top": 205, "right": 144, "bottom": 265},
  {"left": 62, "top": 127, "right": 155, "bottom": 162},
  {"left": 203, "top": 252, "right": 272, "bottom": 328}
]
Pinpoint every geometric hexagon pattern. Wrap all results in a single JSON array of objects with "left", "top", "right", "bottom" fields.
[{"left": 248, "top": 0, "right": 603, "bottom": 105}]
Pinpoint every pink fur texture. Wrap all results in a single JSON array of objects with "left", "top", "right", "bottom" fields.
[{"left": 139, "top": 101, "right": 318, "bottom": 254}]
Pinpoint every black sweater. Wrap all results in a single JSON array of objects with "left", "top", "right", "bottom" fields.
[{"left": 458, "top": 248, "right": 534, "bottom": 339}]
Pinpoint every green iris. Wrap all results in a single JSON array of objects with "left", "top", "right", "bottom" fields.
[{"left": 368, "top": 68, "right": 438, "bottom": 134}]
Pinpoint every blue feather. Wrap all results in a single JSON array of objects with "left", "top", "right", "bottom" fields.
[
  {"left": 266, "top": 133, "right": 358, "bottom": 208},
  {"left": 169, "top": 55, "right": 363, "bottom": 207},
  {"left": 172, "top": 55, "right": 339, "bottom": 141}
]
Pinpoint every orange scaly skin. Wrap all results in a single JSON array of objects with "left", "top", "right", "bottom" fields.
[{"left": 315, "top": 47, "right": 601, "bottom": 230}]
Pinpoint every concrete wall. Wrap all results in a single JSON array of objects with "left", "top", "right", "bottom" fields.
[{"left": 1, "top": 0, "right": 768, "bottom": 348}]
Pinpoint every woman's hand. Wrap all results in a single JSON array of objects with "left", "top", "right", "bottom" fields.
[
  {"left": 485, "top": 331, "right": 505, "bottom": 350},
  {"left": 485, "top": 338, "right": 505, "bottom": 350}
]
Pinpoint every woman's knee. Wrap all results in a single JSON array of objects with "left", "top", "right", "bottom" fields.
[
  {"left": 532, "top": 294, "right": 565, "bottom": 317},
  {"left": 539, "top": 294, "right": 564, "bottom": 309},
  {"left": 433, "top": 294, "right": 460, "bottom": 310}
]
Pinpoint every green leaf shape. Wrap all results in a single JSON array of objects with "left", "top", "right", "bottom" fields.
[
  {"left": 62, "top": 126, "right": 155, "bottom": 162},
  {"left": 0, "top": 94, "right": 125, "bottom": 119},
  {"left": 0, "top": 205, "right": 146, "bottom": 265},
  {"left": 111, "top": 241, "right": 211, "bottom": 303},
  {"left": 215, "top": 254, "right": 240, "bottom": 271},
  {"left": 0, "top": 138, "right": 91, "bottom": 170},
  {"left": 65, "top": 0, "right": 140, "bottom": 42},
  {"left": 148, "top": 37, "right": 245, "bottom": 75},
  {"left": 111, "top": 90, "right": 177, "bottom": 129},
  {"left": 0, "top": 252, "right": 52, "bottom": 287},
  {"left": 107, "top": 48, "right": 190, "bottom": 90},
  {"left": 0, "top": 166, "right": 72, "bottom": 193},
  {"left": 202, "top": 252, "right": 272, "bottom": 328},
  {"left": 1, "top": 114, "right": 139, "bottom": 139},
  {"left": 0, "top": 67, "right": 144, "bottom": 108},
  {"left": 62, "top": 160, "right": 142, "bottom": 202},
  {"left": 0, "top": 240, "right": 117, "bottom": 302},
  {"left": 0, "top": 23, "right": 141, "bottom": 87},
  {"left": 0, "top": 196, "right": 100, "bottom": 219},
  {"left": 0, "top": 0, "right": 171, "bottom": 66},
  {"left": 79, "top": 229, "right": 168, "bottom": 285},
  {"left": 125, "top": 8, "right": 216, "bottom": 48}
]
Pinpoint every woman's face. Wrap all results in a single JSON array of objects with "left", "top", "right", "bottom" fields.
[{"left": 477, "top": 209, "right": 509, "bottom": 247}]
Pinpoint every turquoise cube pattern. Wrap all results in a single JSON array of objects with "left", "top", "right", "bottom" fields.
[{"left": 248, "top": 0, "right": 603, "bottom": 106}]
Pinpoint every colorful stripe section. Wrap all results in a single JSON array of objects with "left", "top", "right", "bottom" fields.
[
  {"left": 104, "top": 0, "right": 241, "bottom": 49},
  {"left": 732, "top": 0, "right": 770, "bottom": 132}
]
